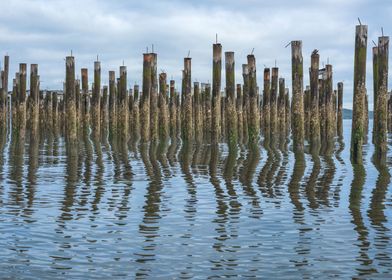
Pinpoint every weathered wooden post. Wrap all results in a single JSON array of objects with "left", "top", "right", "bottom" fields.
[
  {"left": 350, "top": 24, "right": 368, "bottom": 163},
  {"left": 212, "top": 43, "right": 222, "bottom": 143},
  {"left": 225, "top": 51, "right": 237, "bottom": 146},
  {"left": 108, "top": 71, "right": 117, "bottom": 131},
  {"left": 193, "top": 81, "right": 202, "bottom": 142},
  {"left": 150, "top": 53, "right": 159, "bottom": 142},
  {"left": 169, "top": 80, "right": 177, "bottom": 137},
  {"left": 92, "top": 60, "right": 101, "bottom": 136},
  {"left": 118, "top": 65, "right": 128, "bottom": 140},
  {"left": 242, "top": 64, "right": 249, "bottom": 142},
  {"left": 388, "top": 92, "right": 392, "bottom": 132},
  {"left": 221, "top": 94, "right": 226, "bottom": 139},
  {"left": 132, "top": 84, "right": 140, "bottom": 139},
  {"left": 262, "top": 68, "right": 270, "bottom": 136},
  {"left": 101, "top": 85, "right": 109, "bottom": 131},
  {"left": 14, "top": 64, "right": 27, "bottom": 140},
  {"left": 141, "top": 53, "right": 152, "bottom": 142},
  {"left": 374, "top": 35, "right": 389, "bottom": 163},
  {"left": 204, "top": 83, "right": 212, "bottom": 141},
  {"left": 325, "top": 64, "right": 335, "bottom": 141},
  {"left": 81, "top": 68, "right": 89, "bottom": 125},
  {"left": 291, "top": 41, "right": 304, "bottom": 152},
  {"left": 52, "top": 92, "right": 58, "bottom": 130},
  {"left": 372, "top": 46, "right": 379, "bottom": 143},
  {"left": 0, "top": 55, "right": 9, "bottom": 120},
  {"left": 304, "top": 86, "right": 310, "bottom": 139},
  {"left": 236, "top": 83, "right": 243, "bottom": 144},
  {"left": 29, "top": 64, "right": 40, "bottom": 133},
  {"left": 309, "top": 50, "right": 320, "bottom": 145},
  {"left": 270, "top": 67, "right": 279, "bottom": 137},
  {"left": 65, "top": 56, "right": 77, "bottom": 141},
  {"left": 247, "top": 54, "right": 259, "bottom": 143},
  {"left": 158, "top": 72, "right": 169, "bottom": 140},
  {"left": 278, "top": 78, "right": 286, "bottom": 134},
  {"left": 182, "top": 57, "right": 193, "bottom": 141},
  {"left": 285, "top": 88, "right": 291, "bottom": 134},
  {"left": 337, "top": 82, "right": 343, "bottom": 137}
]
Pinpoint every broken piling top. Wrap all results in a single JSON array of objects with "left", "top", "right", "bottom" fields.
[{"left": 213, "top": 43, "right": 222, "bottom": 62}]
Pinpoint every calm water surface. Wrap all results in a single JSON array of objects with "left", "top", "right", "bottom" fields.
[{"left": 0, "top": 120, "right": 392, "bottom": 279}]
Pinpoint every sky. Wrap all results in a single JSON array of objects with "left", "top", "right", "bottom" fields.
[{"left": 0, "top": 0, "right": 390, "bottom": 109}]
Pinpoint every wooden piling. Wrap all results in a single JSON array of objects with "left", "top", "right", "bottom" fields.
[
  {"left": 372, "top": 46, "right": 379, "bottom": 143},
  {"left": 270, "top": 67, "right": 278, "bottom": 137},
  {"left": 212, "top": 43, "right": 222, "bottom": 143},
  {"left": 150, "top": 53, "right": 158, "bottom": 142},
  {"left": 158, "top": 72, "right": 169, "bottom": 140},
  {"left": 247, "top": 54, "right": 259, "bottom": 143},
  {"left": 108, "top": 71, "right": 117, "bottom": 131},
  {"left": 65, "top": 56, "right": 77, "bottom": 141},
  {"left": 309, "top": 50, "right": 320, "bottom": 145},
  {"left": 29, "top": 64, "right": 39, "bottom": 132},
  {"left": 92, "top": 60, "right": 101, "bottom": 136},
  {"left": 325, "top": 64, "right": 335, "bottom": 141},
  {"left": 374, "top": 35, "right": 389, "bottom": 162},
  {"left": 141, "top": 53, "right": 152, "bottom": 142},
  {"left": 337, "top": 82, "right": 343, "bottom": 137},
  {"left": 169, "top": 80, "right": 177, "bottom": 137},
  {"left": 101, "top": 85, "right": 109, "bottom": 131},
  {"left": 350, "top": 24, "right": 368, "bottom": 163},
  {"left": 225, "top": 51, "right": 237, "bottom": 145},
  {"left": 118, "top": 65, "right": 128, "bottom": 140},
  {"left": 132, "top": 84, "right": 140, "bottom": 139},
  {"left": 291, "top": 41, "right": 304, "bottom": 152},
  {"left": 204, "top": 83, "right": 212, "bottom": 141},
  {"left": 181, "top": 57, "right": 193, "bottom": 141},
  {"left": 81, "top": 68, "right": 89, "bottom": 125},
  {"left": 278, "top": 78, "right": 286, "bottom": 134},
  {"left": 193, "top": 81, "right": 202, "bottom": 142},
  {"left": 263, "top": 68, "right": 270, "bottom": 136},
  {"left": 236, "top": 83, "right": 243, "bottom": 144},
  {"left": 242, "top": 64, "right": 249, "bottom": 142}
]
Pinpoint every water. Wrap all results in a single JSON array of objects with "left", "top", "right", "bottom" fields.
[{"left": 0, "top": 120, "right": 391, "bottom": 279}]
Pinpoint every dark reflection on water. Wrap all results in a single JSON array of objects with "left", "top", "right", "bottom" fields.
[{"left": 0, "top": 120, "right": 392, "bottom": 279}]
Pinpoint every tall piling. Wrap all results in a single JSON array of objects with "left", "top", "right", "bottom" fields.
[
  {"left": 212, "top": 43, "right": 222, "bottom": 143},
  {"left": 247, "top": 54, "right": 259, "bottom": 144},
  {"left": 291, "top": 41, "right": 304, "bottom": 152},
  {"left": 141, "top": 53, "right": 152, "bottom": 142},
  {"left": 350, "top": 24, "right": 368, "bottom": 163},
  {"left": 337, "top": 82, "right": 343, "bottom": 137},
  {"left": 169, "top": 80, "right": 177, "bottom": 137},
  {"left": 236, "top": 83, "right": 243, "bottom": 144},
  {"left": 158, "top": 72, "right": 169, "bottom": 140},
  {"left": 309, "top": 50, "right": 320, "bottom": 145},
  {"left": 81, "top": 68, "right": 89, "bottom": 125},
  {"left": 193, "top": 81, "right": 202, "bottom": 142},
  {"left": 262, "top": 68, "right": 270, "bottom": 136},
  {"left": 242, "top": 64, "right": 250, "bottom": 142},
  {"left": 65, "top": 56, "right": 77, "bottom": 141},
  {"left": 92, "top": 60, "right": 101, "bottom": 136},
  {"left": 108, "top": 71, "right": 117, "bottom": 132},
  {"left": 278, "top": 78, "right": 286, "bottom": 134},
  {"left": 372, "top": 46, "right": 379, "bottom": 143},
  {"left": 325, "top": 64, "right": 335, "bottom": 141},
  {"left": 374, "top": 35, "right": 389, "bottom": 163},
  {"left": 150, "top": 53, "right": 158, "bottom": 142},
  {"left": 181, "top": 57, "right": 193, "bottom": 141},
  {"left": 270, "top": 67, "right": 278, "bottom": 137},
  {"left": 118, "top": 65, "right": 128, "bottom": 141},
  {"left": 225, "top": 51, "right": 237, "bottom": 146}
]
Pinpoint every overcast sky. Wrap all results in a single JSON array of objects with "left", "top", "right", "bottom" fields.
[{"left": 0, "top": 0, "right": 390, "bottom": 109}]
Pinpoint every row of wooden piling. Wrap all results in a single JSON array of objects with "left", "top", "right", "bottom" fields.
[{"left": 1, "top": 23, "right": 391, "bottom": 164}]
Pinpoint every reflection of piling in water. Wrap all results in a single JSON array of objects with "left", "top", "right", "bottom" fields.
[
  {"left": 351, "top": 24, "right": 368, "bottom": 164},
  {"left": 374, "top": 36, "right": 389, "bottom": 163}
]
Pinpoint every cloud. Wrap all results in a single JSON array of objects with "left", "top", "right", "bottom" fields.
[{"left": 0, "top": 0, "right": 389, "bottom": 109}]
